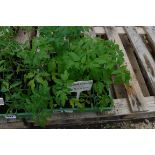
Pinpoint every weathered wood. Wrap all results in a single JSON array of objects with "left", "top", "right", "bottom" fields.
[
  {"left": 111, "top": 83, "right": 127, "bottom": 99},
  {"left": 45, "top": 97, "right": 155, "bottom": 126},
  {"left": 104, "top": 26, "right": 146, "bottom": 112},
  {"left": 135, "top": 27, "right": 146, "bottom": 35},
  {"left": 46, "top": 111, "right": 155, "bottom": 128},
  {"left": 144, "top": 26, "right": 155, "bottom": 54},
  {"left": 30, "top": 97, "right": 155, "bottom": 127},
  {"left": 15, "top": 29, "right": 33, "bottom": 44},
  {"left": 109, "top": 85, "right": 116, "bottom": 99},
  {"left": 93, "top": 27, "right": 105, "bottom": 35},
  {"left": 93, "top": 27, "right": 146, "bottom": 35},
  {"left": 0, "top": 96, "right": 155, "bottom": 128},
  {"left": 120, "top": 34, "right": 150, "bottom": 97},
  {"left": 125, "top": 26, "right": 155, "bottom": 95},
  {"left": 0, "top": 120, "right": 27, "bottom": 129},
  {"left": 89, "top": 27, "right": 96, "bottom": 38},
  {"left": 144, "top": 96, "right": 155, "bottom": 111}
]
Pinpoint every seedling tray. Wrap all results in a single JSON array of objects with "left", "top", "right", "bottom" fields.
[
  {"left": 0, "top": 103, "right": 113, "bottom": 121},
  {"left": 0, "top": 88, "right": 113, "bottom": 121}
]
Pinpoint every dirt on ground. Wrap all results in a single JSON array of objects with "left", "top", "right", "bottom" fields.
[{"left": 100, "top": 119, "right": 155, "bottom": 129}]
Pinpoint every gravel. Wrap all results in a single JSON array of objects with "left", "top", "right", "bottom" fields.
[{"left": 100, "top": 119, "right": 155, "bottom": 129}]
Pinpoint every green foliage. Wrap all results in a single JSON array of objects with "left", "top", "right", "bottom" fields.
[{"left": 0, "top": 26, "right": 131, "bottom": 127}]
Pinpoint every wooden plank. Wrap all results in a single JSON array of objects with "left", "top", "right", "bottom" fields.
[
  {"left": 44, "top": 97, "right": 155, "bottom": 127},
  {"left": 113, "top": 98, "right": 130, "bottom": 115},
  {"left": 111, "top": 83, "right": 127, "bottom": 99},
  {"left": 125, "top": 27, "right": 155, "bottom": 95},
  {"left": 36, "top": 97, "right": 155, "bottom": 127},
  {"left": 144, "top": 26, "right": 155, "bottom": 54},
  {"left": 0, "top": 121, "right": 27, "bottom": 129},
  {"left": 120, "top": 34, "right": 150, "bottom": 97},
  {"left": 93, "top": 27, "right": 146, "bottom": 35},
  {"left": 144, "top": 96, "right": 155, "bottom": 112},
  {"left": 93, "top": 27, "right": 105, "bottom": 35},
  {"left": 116, "top": 27, "right": 146, "bottom": 35},
  {"left": 135, "top": 27, "right": 146, "bottom": 35},
  {"left": 104, "top": 26, "right": 146, "bottom": 112},
  {"left": 88, "top": 28, "right": 96, "bottom": 38},
  {"left": 48, "top": 111, "right": 155, "bottom": 128},
  {"left": 0, "top": 96, "right": 155, "bottom": 128}
]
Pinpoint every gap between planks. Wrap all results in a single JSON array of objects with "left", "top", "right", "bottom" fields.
[
  {"left": 104, "top": 26, "right": 146, "bottom": 112},
  {"left": 144, "top": 26, "right": 155, "bottom": 56},
  {"left": 93, "top": 26, "right": 146, "bottom": 35},
  {"left": 120, "top": 34, "right": 150, "bottom": 97},
  {"left": 125, "top": 26, "right": 155, "bottom": 95}
]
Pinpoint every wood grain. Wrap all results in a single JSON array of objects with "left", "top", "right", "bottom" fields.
[
  {"left": 125, "top": 26, "right": 155, "bottom": 95},
  {"left": 104, "top": 26, "right": 146, "bottom": 112},
  {"left": 144, "top": 26, "right": 155, "bottom": 54}
]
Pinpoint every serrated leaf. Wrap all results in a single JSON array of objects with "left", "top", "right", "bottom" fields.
[
  {"left": 25, "top": 72, "right": 35, "bottom": 79},
  {"left": 39, "top": 72, "right": 50, "bottom": 77},
  {"left": 69, "top": 52, "right": 80, "bottom": 61}
]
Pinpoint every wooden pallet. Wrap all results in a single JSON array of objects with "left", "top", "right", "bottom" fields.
[{"left": 0, "top": 26, "right": 155, "bottom": 128}]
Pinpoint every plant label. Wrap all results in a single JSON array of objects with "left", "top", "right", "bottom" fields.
[
  {"left": 0, "top": 98, "right": 4, "bottom": 106},
  {"left": 5, "top": 115, "right": 16, "bottom": 120},
  {"left": 69, "top": 80, "right": 93, "bottom": 99}
]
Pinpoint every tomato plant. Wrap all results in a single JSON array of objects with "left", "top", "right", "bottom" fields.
[{"left": 0, "top": 26, "right": 131, "bottom": 127}]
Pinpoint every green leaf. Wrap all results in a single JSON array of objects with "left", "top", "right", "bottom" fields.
[
  {"left": 77, "top": 101, "right": 84, "bottom": 110},
  {"left": 0, "top": 60, "right": 5, "bottom": 66},
  {"left": 28, "top": 79, "right": 35, "bottom": 91},
  {"left": 70, "top": 98, "right": 75, "bottom": 108},
  {"left": 61, "top": 70, "right": 69, "bottom": 81},
  {"left": 69, "top": 52, "right": 80, "bottom": 61},
  {"left": 6, "top": 73, "right": 14, "bottom": 80},
  {"left": 10, "top": 81, "right": 22, "bottom": 89},
  {"left": 25, "top": 72, "right": 35, "bottom": 79},
  {"left": 49, "top": 97, "right": 53, "bottom": 110},
  {"left": 1, "top": 81, "right": 9, "bottom": 92},
  {"left": 48, "top": 59, "right": 56, "bottom": 73},
  {"left": 40, "top": 72, "right": 50, "bottom": 77},
  {"left": 35, "top": 76, "right": 45, "bottom": 85},
  {"left": 94, "top": 82, "right": 104, "bottom": 95},
  {"left": 112, "top": 70, "right": 120, "bottom": 75},
  {"left": 81, "top": 55, "right": 86, "bottom": 64},
  {"left": 60, "top": 93, "right": 68, "bottom": 107}
]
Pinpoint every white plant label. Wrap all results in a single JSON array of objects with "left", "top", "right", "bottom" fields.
[
  {"left": 69, "top": 80, "right": 93, "bottom": 99},
  {"left": 0, "top": 98, "right": 4, "bottom": 106},
  {"left": 5, "top": 115, "right": 16, "bottom": 120}
]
